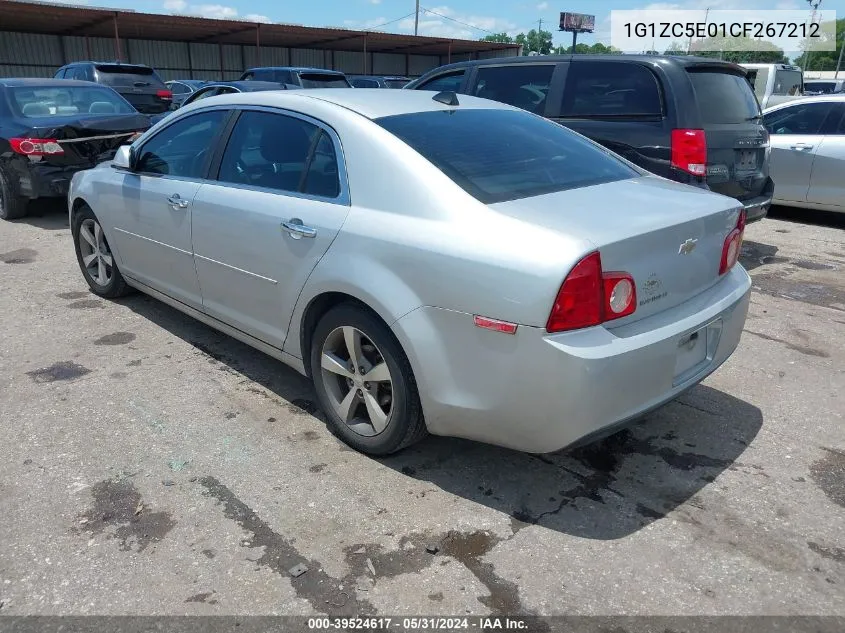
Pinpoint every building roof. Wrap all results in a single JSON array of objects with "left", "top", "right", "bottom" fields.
[{"left": 0, "top": 0, "right": 521, "bottom": 57}]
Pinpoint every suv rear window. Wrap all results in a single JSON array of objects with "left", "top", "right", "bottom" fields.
[
  {"left": 376, "top": 109, "right": 638, "bottom": 204},
  {"left": 299, "top": 73, "right": 349, "bottom": 88},
  {"left": 804, "top": 81, "right": 836, "bottom": 94},
  {"left": 562, "top": 61, "right": 663, "bottom": 118},
  {"left": 773, "top": 69, "right": 802, "bottom": 96},
  {"left": 96, "top": 65, "right": 165, "bottom": 89},
  {"left": 688, "top": 70, "right": 760, "bottom": 124},
  {"left": 474, "top": 64, "right": 554, "bottom": 115}
]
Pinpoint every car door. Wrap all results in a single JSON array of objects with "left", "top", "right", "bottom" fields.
[
  {"left": 107, "top": 109, "right": 230, "bottom": 308},
  {"left": 764, "top": 101, "right": 838, "bottom": 203},
  {"left": 190, "top": 107, "right": 350, "bottom": 348},
  {"left": 806, "top": 103, "right": 845, "bottom": 209}
]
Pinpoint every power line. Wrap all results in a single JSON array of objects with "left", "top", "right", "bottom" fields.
[
  {"left": 420, "top": 7, "right": 497, "bottom": 34},
  {"left": 366, "top": 12, "right": 417, "bottom": 31}
]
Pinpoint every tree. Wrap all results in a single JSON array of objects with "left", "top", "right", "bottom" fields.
[
  {"left": 794, "top": 18, "right": 844, "bottom": 70},
  {"left": 664, "top": 42, "right": 687, "bottom": 56},
  {"left": 554, "top": 42, "right": 620, "bottom": 55},
  {"left": 689, "top": 36, "right": 789, "bottom": 64},
  {"left": 479, "top": 32, "right": 513, "bottom": 44},
  {"left": 515, "top": 28, "right": 553, "bottom": 55}
]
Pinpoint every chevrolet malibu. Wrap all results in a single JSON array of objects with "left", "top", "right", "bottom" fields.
[{"left": 68, "top": 89, "right": 751, "bottom": 455}]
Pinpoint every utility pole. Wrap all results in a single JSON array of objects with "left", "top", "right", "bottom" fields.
[
  {"left": 414, "top": 0, "right": 419, "bottom": 36},
  {"left": 803, "top": 0, "right": 822, "bottom": 71},
  {"left": 538, "top": 18, "right": 543, "bottom": 55},
  {"left": 835, "top": 30, "right": 844, "bottom": 78}
]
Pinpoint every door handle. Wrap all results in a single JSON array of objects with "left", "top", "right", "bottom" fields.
[
  {"left": 166, "top": 194, "right": 190, "bottom": 209},
  {"left": 789, "top": 143, "right": 814, "bottom": 151},
  {"left": 281, "top": 218, "right": 317, "bottom": 239}
]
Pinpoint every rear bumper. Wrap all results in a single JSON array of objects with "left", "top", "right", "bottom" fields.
[
  {"left": 738, "top": 178, "right": 774, "bottom": 224},
  {"left": 391, "top": 265, "right": 752, "bottom": 454},
  {"left": 11, "top": 161, "right": 88, "bottom": 200}
]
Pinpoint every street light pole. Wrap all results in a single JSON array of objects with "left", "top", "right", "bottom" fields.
[
  {"left": 414, "top": 0, "right": 419, "bottom": 36},
  {"left": 835, "top": 31, "right": 845, "bottom": 78}
]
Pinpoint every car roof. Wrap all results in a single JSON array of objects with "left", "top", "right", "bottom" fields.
[
  {"left": 194, "top": 87, "right": 518, "bottom": 119},
  {"left": 201, "top": 81, "right": 285, "bottom": 91},
  {"left": 419, "top": 54, "right": 743, "bottom": 72},
  {"left": 0, "top": 78, "right": 109, "bottom": 87},
  {"left": 762, "top": 94, "right": 845, "bottom": 111},
  {"left": 64, "top": 61, "right": 153, "bottom": 69},
  {"left": 246, "top": 67, "right": 345, "bottom": 74}
]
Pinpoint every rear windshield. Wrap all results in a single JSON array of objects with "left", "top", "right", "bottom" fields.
[
  {"left": 385, "top": 79, "right": 410, "bottom": 89},
  {"left": 688, "top": 70, "right": 761, "bottom": 124},
  {"left": 772, "top": 69, "right": 802, "bottom": 96},
  {"left": 298, "top": 73, "right": 350, "bottom": 88},
  {"left": 96, "top": 65, "right": 165, "bottom": 89},
  {"left": 376, "top": 109, "right": 638, "bottom": 204},
  {"left": 9, "top": 86, "right": 135, "bottom": 118},
  {"left": 804, "top": 81, "right": 836, "bottom": 94}
]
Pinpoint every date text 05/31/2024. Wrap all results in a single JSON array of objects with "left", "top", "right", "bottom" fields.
[
  {"left": 307, "top": 617, "right": 530, "bottom": 630},
  {"left": 623, "top": 21, "right": 821, "bottom": 40}
]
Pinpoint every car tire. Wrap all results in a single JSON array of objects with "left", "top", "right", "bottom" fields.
[
  {"left": 0, "top": 167, "right": 30, "bottom": 220},
  {"left": 71, "top": 204, "right": 133, "bottom": 298},
  {"left": 310, "top": 303, "right": 427, "bottom": 455}
]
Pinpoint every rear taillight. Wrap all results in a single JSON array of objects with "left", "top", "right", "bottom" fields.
[
  {"left": 156, "top": 89, "right": 173, "bottom": 100},
  {"left": 10, "top": 138, "right": 64, "bottom": 156},
  {"left": 671, "top": 128, "right": 706, "bottom": 177},
  {"left": 719, "top": 209, "right": 747, "bottom": 275},
  {"left": 546, "top": 252, "right": 637, "bottom": 333}
]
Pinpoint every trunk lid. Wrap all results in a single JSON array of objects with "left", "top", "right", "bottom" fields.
[
  {"left": 686, "top": 66, "right": 770, "bottom": 202},
  {"left": 490, "top": 176, "right": 742, "bottom": 325},
  {"left": 21, "top": 113, "right": 150, "bottom": 167}
]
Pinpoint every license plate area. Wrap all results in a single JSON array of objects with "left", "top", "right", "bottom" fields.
[
  {"left": 736, "top": 149, "right": 758, "bottom": 171},
  {"left": 673, "top": 319, "right": 723, "bottom": 386}
]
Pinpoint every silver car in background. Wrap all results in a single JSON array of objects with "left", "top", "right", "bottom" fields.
[
  {"left": 763, "top": 95, "right": 845, "bottom": 213},
  {"left": 68, "top": 89, "right": 751, "bottom": 456}
]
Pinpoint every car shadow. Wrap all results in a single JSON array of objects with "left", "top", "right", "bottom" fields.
[
  {"left": 740, "top": 240, "right": 784, "bottom": 271},
  {"left": 12, "top": 199, "right": 69, "bottom": 231},
  {"left": 118, "top": 292, "right": 763, "bottom": 541},
  {"left": 768, "top": 205, "right": 845, "bottom": 229},
  {"left": 379, "top": 386, "right": 763, "bottom": 540}
]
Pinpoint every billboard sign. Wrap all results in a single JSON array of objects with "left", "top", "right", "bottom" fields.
[{"left": 560, "top": 12, "right": 595, "bottom": 32}]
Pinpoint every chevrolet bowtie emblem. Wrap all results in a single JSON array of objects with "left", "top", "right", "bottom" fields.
[{"left": 679, "top": 238, "right": 698, "bottom": 255}]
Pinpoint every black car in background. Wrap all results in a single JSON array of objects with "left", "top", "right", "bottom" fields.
[
  {"left": 348, "top": 75, "right": 411, "bottom": 89},
  {"left": 0, "top": 79, "right": 150, "bottom": 220},
  {"left": 407, "top": 55, "right": 773, "bottom": 222},
  {"left": 148, "top": 81, "right": 290, "bottom": 125},
  {"left": 165, "top": 79, "right": 208, "bottom": 107},
  {"left": 54, "top": 62, "right": 173, "bottom": 115},
  {"left": 239, "top": 67, "right": 350, "bottom": 88}
]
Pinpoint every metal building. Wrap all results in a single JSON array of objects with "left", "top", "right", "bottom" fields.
[{"left": 0, "top": 0, "right": 520, "bottom": 80}]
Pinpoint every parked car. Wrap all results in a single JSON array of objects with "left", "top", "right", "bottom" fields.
[
  {"left": 54, "top": 62, "right": 173, "bottom": 115},
  {"left": 0, "top": 79, "right": 149, "bottom": 220},
  {"left": 240, "top": 67, "right": 351, "bottom": 88},
  {"left": 148, "top": 81, "right": 289, "bottom": 124},
  {"left": 68, "top": 89, "right": 751, "bottom": 455},
  {"left": 348, "top": 75, "right": 411, "bottom": 89},
  {"left": 166, "top": 79, "right": 208, "bottom": 107},
  {"left": 407, "top": 55, "right": 773, "bottom": 222},
  {"left": 802, "top": 78, "right": 845, "bottom": 96},
  {"left": 740, "top": 63, "right": 804, "bottom": 109},
  {"left": 763, "top": 95, "right": 845, "bottom": 213}
]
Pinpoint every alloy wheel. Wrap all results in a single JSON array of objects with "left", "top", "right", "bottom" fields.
[{"left": 78, "top": 218, "right": 114, "bottom": 287}]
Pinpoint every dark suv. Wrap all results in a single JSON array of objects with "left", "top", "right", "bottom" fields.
[
  {"left": 348, "top": 75, "right": 411, "bottom": 89},
  {"left": 239, "top": 67, "right": 351, "bottom": 88},
  {"left": 55, "top": 62, "right": 172, "bottom": 115},
  {"left": 407, "top": 55, "right": 773, "bottom": 222}
]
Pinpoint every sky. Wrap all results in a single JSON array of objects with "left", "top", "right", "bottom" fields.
[{"left": 31, "top": 0, "right": 845, "bottom": 55}]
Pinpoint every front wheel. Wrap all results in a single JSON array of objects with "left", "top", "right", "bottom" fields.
[
  {"left": 71, "top": 205, "right": 132, "bottom": 298},
  {"left": 310, "top": 304, "right": 427, "bottom": 455}
]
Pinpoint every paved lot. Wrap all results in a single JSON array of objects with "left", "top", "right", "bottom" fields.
[{"left": 0, "top": 203, "right": 843, "bottom": 617}]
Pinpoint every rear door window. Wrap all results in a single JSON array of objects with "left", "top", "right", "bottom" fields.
[
  {"left": 562, "top": 61, "right": 663, "bottom": 118},
  {"left": 764, "top": 102, "right": 836, "bottom": 135},
  {"left": 687, "top": 70, "right": 760, "bottom": 124},
  {"left": 298, "top": 73, "right": 349, "bottom": 88},
  {"left": 136, "top": 110, "right": 227, "bottom": 177},
  {"left": 169, "top": 82, "right": 189, "bottom": 95},
  {"left": 474, "top": 64, "right": 554, "bottom": 115},
  {"left": 416, "top": 71, "right": 465, "bottom": 93}
]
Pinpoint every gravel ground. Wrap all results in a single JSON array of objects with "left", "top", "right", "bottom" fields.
[{"left": 0, "top": 204, "right": 843, "bottom": 619}]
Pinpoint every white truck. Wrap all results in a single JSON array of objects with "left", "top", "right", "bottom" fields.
[{"left": 740, "top": 63, "right": 804, "bottom": 109}]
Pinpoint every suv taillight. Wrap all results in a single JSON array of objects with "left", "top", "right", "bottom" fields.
[
  {"left": 156, "top": 89, "right": 173, "bottom": 100},
  {"left": 719, "top": 209, "right": 746, "bottom": 275},
  {"left": 546, "top": 252, "right": 637, "bottom": 333},
  {"left": 10, "top": 138, "right": 64, "bottom": 156},
  {"left": 671, "top": 128, "right": 706, "bottom": 176}
]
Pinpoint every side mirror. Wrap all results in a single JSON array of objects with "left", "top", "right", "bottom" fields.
[{"left": 112, "top": 144, "right": 133, "bottom": 171}]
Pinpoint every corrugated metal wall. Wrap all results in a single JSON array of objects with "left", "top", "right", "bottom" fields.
[{"left": 0, "top": 30, "right": 516, "bottom": 80}]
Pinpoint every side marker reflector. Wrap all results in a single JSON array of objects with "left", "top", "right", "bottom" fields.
[{"left": 473, "top": 315, "right": 518, "bottom": 335}]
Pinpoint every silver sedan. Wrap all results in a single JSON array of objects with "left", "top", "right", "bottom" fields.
[
  {"left": 68, "top": 89, "right": 751, "bottom": 455},
  {"left": 764, "top": 95, "right": 845, "bottom": 213}
]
